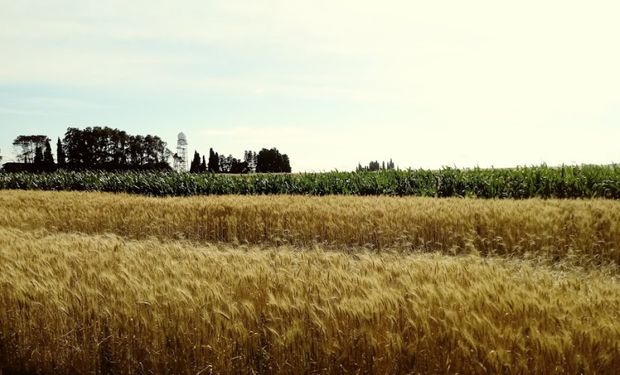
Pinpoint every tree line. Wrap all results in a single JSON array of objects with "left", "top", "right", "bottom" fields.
[
  {"left": 189, "top": 148, "right": 291, "bottom": 174},
  {"left": 356, "top": 159, "right": 396, "bottom": 172},
  {"left": 2, "top": 126, "right": 291, "bottom": 173}
]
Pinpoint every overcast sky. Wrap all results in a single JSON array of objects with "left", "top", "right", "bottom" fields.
[{"left": 1, "top": 0, "right": 618, "bottom": 171}]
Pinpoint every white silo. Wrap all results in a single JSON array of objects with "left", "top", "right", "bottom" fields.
[{"left": 174, "top": 132, "right": 188, "bottom": 172}]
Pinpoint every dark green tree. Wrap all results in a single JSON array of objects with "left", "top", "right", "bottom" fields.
[
  {"left": 43, "top": 139, "right": 55, "bottom": 169},
  {"left": 200, "top": 156, "right": 207, "bottom": 172},
  {"left": 190, "top": 151, "right": 201, "bottom": 173},
  {"left": 63, "top": 127, "right": 168, "bottom": 170},
  {"left": 230, "top": 157, "right": 248, "bottom": 174},
  {"left": 357, "top": 159, "right": 395, "bottom": 172},
  {"left": 255, "top": 148, "right": 291, "bottom": 173},
  {"left": 34, "top": 146, "right": 44, "bottom": 166},
  {"left": 282, "top": 154, "right": 291, "bottom": 173},
  {"left": 56, "top": 138, "right": 66, "bottom": 166},
  {"left": 208, "top": 148, "right": 220, "bottom": 173}
]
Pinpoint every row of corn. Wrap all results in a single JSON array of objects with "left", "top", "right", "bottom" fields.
[{"left": 0, "top": 164, "right": 618, "bottom": 198}]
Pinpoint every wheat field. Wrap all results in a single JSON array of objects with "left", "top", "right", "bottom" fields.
[
  {"left": 1, "top": 190, "right": 619, "bottom": 265},
  {"left": 0, "top": 191, "right": 619, "bottom": 374}
]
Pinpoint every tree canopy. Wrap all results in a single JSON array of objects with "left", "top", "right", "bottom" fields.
[
  {"left": 63, "top": 127, "right": 169, "bottom": 170},
  {"left": 12, "top": 135, "right": 50, "bottom": 164},
  {"left": 5, "top": 127, "right": 292, "bottom": 174},
  {"left": 356, "top": 159, "right": 396, "bottom": 172},
  {"left": 256, "top": 148, "right": 291, "bottom": 173}
]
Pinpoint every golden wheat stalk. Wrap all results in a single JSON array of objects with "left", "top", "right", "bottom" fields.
[{"left": 1, "top": 227, "right": 618, "bottom": 374}]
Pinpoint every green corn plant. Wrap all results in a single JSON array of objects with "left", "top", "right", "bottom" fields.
[{"left": 0, "top": 164, "right": 618, "bottom": 198}]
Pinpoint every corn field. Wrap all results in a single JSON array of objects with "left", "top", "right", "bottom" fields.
[{"left": 1, "top": 164, "right": 619, "bottom": 198}]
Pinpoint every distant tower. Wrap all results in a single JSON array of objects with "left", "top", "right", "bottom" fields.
[{"left": 174, "top": 132, "right": 188, "bottom": 172}]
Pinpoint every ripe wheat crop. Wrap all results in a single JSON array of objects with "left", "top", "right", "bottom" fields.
[
  {"left": 0, "top": 191, "right": 619, "bottom": 374},
  {"left": 1, "top": 228, "right": 618, "bottom": 374},
  {"left": 0, "top": 190, "right": 618, "bottom": 265}
]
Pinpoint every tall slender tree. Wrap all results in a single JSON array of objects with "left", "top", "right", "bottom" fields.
[
  {"left": 190, "top": 151, "right": 201, "bottom": 173},
  {"left": 34, "top": 146, "right": 44, "bottom": 166},
  {"left": 200, "top": 156, "right": 207, "bottom": 173},
  {"left": 56, "top": 138, "right": 66, "bottom": 166},
  {"left": 208, "top": 148, "right": 220, "bottom": 173},
  {"left": 43, "top": 139, "right": 55, "bottom": 170}
]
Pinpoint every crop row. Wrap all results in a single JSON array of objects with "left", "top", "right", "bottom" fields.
[
  {"left": 2, "top": 191, "right": 619, "bottom": 265},
  {"left": 1, "top": 228, "right": 618, "bottom": 374},
  {"left": 1, "top": 164, "right": 619, "bottom": 198}
]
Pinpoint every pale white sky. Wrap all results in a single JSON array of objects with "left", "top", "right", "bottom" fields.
[{"left": 1, "top": 0, "right": 618, "bottom": 171}]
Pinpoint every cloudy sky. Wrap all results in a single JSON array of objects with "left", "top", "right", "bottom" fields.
[{"left": 1, "top": 0, "right": 618, "bottom": 171}]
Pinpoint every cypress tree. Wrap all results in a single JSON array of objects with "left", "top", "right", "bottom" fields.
[
  {"left": 208, "top": 148, "right": 220, "bottom": 173},
  {"left": 190, "top": 151, "right": 201, "bottom": 173},
  {"left": 43, "top": 139, "right": 54, "bottom": 169},
  {"left": 56, "top": 138, "right": 66, "bottom": 166},
  {"left": 34, "top": 146, "right": 44, "bottom": 166},
  {"left": 200, "top": 156, "right": 207, "bottom": 172}
]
